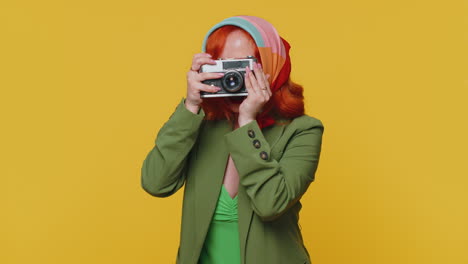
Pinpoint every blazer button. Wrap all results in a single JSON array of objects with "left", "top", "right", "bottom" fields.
[
  {"left": 259, "top": 151, "right": 268, "bottom": 160},
  {"left": 248, "top": 129, "right": 255, "bottom": 138},
  {"left": 253, "top": 139, "right": 261, "bottom": 149}
]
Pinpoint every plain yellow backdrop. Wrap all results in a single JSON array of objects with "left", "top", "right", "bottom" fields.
[{"left": 1, "top": 0, "right": 467, "bottom": 263}]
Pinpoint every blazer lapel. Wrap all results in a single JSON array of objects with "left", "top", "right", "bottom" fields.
[{"left": 194, "top": 120, "right": 231, "bottom": 254}]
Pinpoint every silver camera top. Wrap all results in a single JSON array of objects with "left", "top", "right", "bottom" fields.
[{"left": 200, "top": 57, "right": 257, "bottom": 73}]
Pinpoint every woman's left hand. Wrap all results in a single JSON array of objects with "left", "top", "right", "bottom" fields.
[{"left": 238, "top": 62, "right": 272, "bottom": 127}]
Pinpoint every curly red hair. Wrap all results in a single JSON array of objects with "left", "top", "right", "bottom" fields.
[{"left": 200, "top": 25, "right": 305, "bottom": 128}]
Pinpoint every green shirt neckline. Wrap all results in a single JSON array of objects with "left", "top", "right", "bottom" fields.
[
  {"left": 222, "top": 184, "right": 238, "bottom": 201},
  {"left": 198, "top": 184, "right": 241, "bottom": 264}
]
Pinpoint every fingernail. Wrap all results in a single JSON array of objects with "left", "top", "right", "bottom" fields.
[
  {"left": 258, "top": 63, "right": 262, "bottom": 69},
  {"left": 217, "top": 72, "right": 225, "bottom": 76},
  {"left": 207, "top": 54, "right": 212, "bottom": 57}
]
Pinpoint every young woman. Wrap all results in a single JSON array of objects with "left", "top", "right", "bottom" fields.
[{"left": 141, "top": 15, "right": 325, "bottom": 264}]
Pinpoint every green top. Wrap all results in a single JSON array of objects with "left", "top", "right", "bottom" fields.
[{"left": 198, "top": 185, "right": 241, "bottom": 264}]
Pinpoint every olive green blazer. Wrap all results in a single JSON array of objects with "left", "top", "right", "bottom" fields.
[{"left": 141, "top": 98, "right": 324, "bottom": 264}]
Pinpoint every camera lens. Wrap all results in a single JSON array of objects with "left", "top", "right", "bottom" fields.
[{"left": 222, "top": 71, "right": 243, "bottom": 93}]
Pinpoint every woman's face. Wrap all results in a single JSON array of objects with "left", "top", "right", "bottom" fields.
[{"left": 219, "top": 30, "right": 257, "bottom": 113}]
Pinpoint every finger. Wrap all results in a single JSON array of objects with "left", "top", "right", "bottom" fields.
[
  {"left": 252, "top": 63, "right": 267, "bottom": 91},
  {"left": 196, "top": 72, "right": 225, "bottom": 82},
  {"left": 263, "top": 74, "right": 272, "bottom": 97},
  {"left": 243, "top": 69, "right": 254, "bottom": 97},
  {"left": 244, "top": 66, "right": 258, "bottom": 96},
  {"left": 254, "top": 69, "right": 270, "bottom": 99},
  {"left": 197, "top": 83, "right": 222, "bottom": 93},
  {"left": 255, "top": 63, "right": 272, "bottom": 98},
  {"left": 193, "top": 53, "right": 213, "bottom": 60},
  {"left": 249, "top": 64, "right": 264, "bottom": 97},
  {"left": 192, "top": 57, "right": 217, "bottom": 72},
  {"left": 259, "top": 64, "right": 270, "bottom": 90},
  {"left": 191, "top": 53, "right": 212, "bottom": 68}
]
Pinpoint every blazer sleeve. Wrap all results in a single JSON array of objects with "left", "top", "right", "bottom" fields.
[
  {"left": 141, "top": 97, "right": 205, "bottom": 197},
  {"left": 224, "top": 117, "right": 324, "bottom": 221}
]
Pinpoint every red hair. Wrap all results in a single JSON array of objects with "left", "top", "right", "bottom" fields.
[{"left": 200, "top": 25, "right": 305, "bottom": 128}]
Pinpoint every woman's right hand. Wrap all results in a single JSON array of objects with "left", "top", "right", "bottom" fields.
[{"left": 185, "top": 53, "right": 224, "bottom": 113}]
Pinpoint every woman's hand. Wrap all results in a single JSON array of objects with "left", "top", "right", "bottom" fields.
[
  {"left": 238, "top": 62, "right": 271, "bottom": 126},
  {"left": 185, "top": 53, "right": 225, "bottom": 114}
]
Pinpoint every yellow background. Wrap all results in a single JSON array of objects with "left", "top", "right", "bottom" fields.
[{"left": 1, "top": 0, "right": 467, "bottom": 263}]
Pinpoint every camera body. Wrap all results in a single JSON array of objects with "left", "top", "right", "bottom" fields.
[{"left": 200, "top": 56, "right": 257, "bottom": 98}]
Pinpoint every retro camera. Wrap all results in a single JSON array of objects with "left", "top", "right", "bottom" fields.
[{"left": 200, "top": 56, "right": 257, "bottom": 98}]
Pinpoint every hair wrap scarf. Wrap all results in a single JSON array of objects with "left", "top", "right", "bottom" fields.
[{"left": 201, "top": 15, "right": 292, "bottom": 129}]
